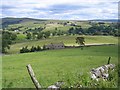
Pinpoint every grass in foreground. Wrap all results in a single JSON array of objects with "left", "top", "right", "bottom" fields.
[{"left": 2, "top": 45, "right": 118, "bottom": 88}]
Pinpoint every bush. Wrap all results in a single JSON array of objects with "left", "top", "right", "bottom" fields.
[
  {"left": 30, "top": 46, "right": 36, "bottom": 52},
  {"left": 20, "top": 47, "right": 25, "bottom": 53},
  {"left": 20, "top": 46, "right": 30, "bottom": 53},
  {"left": 36, "top": 45, "right": 42, "bottom": 51},
  {"left": 42, "top": 45, "right": 47, "bottom": 50}
]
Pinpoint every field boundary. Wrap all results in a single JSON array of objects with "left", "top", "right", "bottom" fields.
[{"left": 65, "top": 43, "right": 116, "bottom": 48}]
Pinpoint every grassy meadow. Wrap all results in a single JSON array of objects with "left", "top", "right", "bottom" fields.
[
  {"left": 8, "top": 35, "right": 118, "bottom": 54},
  {"left": 2, "top": 45, "right": 118, "bottom": 88},
  {"left": 2, "top": 18, "right": 119, "bottom": 89}
]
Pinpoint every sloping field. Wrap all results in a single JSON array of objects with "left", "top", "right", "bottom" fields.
[
  {"left": 8, "top": 35, "right": 118, "bottom": 54},
  {"left": 2, "top": 45, "right": 118, "bottom": 88}
]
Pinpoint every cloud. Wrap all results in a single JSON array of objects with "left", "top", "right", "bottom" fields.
[
  {"left": 1, "top": 0, "right": 119, "bottom": 20},
  {"left": 2, "top": 5, "right": 15, "bottom": 10}
]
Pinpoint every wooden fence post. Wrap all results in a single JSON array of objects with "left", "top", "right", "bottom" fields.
[
  {"left": 107, "top": 57, "right": 111, "bottom": 64},
  {"left": 26, "top": 64, "right": 41, "bottom": 90}
]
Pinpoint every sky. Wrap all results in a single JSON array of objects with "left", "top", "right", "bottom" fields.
[{"left": 1, "top": 0, "right": 119, "bottom": 20}]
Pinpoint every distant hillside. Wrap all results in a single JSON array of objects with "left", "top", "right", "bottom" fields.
[
  {"left": 1, "top": 17, "right": 91, "bottom": 30},
  {"left": 89, "top": 19, "right": 118, "bottom": 23},
  {"left": 1, "top": 18, "right": 118, "bottom": 33},
  {"left": 0, "top": 17, "right": 47, "bottom": 28}
]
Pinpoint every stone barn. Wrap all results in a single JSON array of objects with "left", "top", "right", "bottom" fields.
[{"left": 45, "top": 42, "right": 65, "bottom": 50}]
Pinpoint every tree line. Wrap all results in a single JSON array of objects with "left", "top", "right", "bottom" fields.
[
  {"left": 68, "top": 23, "right": 119, "bottom": 36},
  {"left": 20, "top": 45, "right": 47, "bottom": 53}
]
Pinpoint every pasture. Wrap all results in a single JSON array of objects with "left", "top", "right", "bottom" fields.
[
  {"left": 1, "top": 18, "right": 119, "bottom": 88},
  {"left": 8, "top": 35, "right": 118, "bottom": 54},
  {"left": 6, "top": 20, "right": 92, "bottom": 32},
  {"left": 2, "top": 45, "right": 118, "bottom": 88}
]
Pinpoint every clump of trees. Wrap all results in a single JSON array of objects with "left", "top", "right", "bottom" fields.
[
  {"left": 25, "top": 27, "right": 44, "bottom": 33},
  {"left": 25, "top": 31, "right": 51, "bottom": 40},
  {"left": 68, "top": 26, "right": 84, "bottom": 35},
  {"left": 68, "top": 23, "right": 119, "bottom": 36},
  {"left": 86, "top": 23, "right": 119, "bottom": 36},
  {"left": 26, "top": 33, "right": 32, "bottom": 39},
  {"left": 20, "top": 45, "right": 44, "bottom": 53},
  {"left": 2, "top": 31, "right": 17, "bottom": 53}
]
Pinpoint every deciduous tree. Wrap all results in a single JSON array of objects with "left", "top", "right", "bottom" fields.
[{"left": 76, "top": 37, "right": 85, "bottom": 46}]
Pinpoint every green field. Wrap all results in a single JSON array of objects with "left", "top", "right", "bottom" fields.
[
  {"left": 1, "top": 18, "right": 119, "bottom": 89},
  {"left": 2, "top": 45, "right": 118, "bottom": 88},
  {"left": 8, "top": 35, "right": 118, "bottom": 54},
  {"left": 6, "top": 19, "right": 92, "bottom": 32}
]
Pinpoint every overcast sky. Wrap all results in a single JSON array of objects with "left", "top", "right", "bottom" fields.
[{"left": 1, "top": 0, "right": 119, "bottom": 20}]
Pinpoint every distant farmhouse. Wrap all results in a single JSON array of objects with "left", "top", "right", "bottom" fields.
[{"left": 44, "top": 42, "right": 65, "bottom": 50}]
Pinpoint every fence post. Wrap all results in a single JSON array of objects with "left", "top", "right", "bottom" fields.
[
  {"left": 107, "top": 57, "right": 111, "bottom": 64},
  {"left": 26, "top": 64, "right": 41, "bottom": 90}
]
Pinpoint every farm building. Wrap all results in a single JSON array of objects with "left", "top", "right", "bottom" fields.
[{"left": 44, "top": 42, "right": 65, "bottom": 49}]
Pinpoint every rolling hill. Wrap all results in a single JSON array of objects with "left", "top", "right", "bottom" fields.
[
  {"left": 1, "top": 17, "right": 119, "bottom": 88},
  {"left": 1, "top": 17, "right": 47, "bottom": 29}
]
